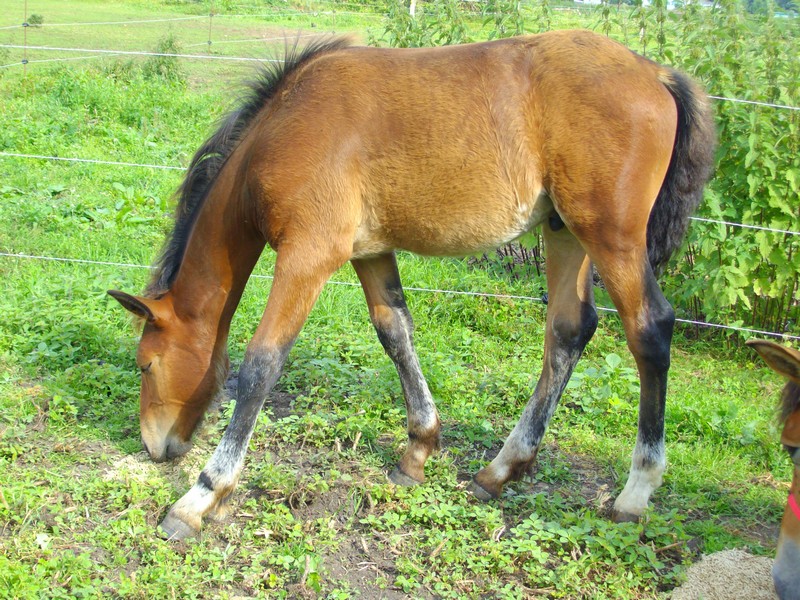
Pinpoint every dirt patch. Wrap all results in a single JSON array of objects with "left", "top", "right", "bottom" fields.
[
  {"left": 288, "top": 476, "right": 430, "bottom": 599},
  {"left": 319, "top": 534, "right": 420, "bottom": 600},
  {"left": 103, "top": 453, "right": 160, "bottom": 483},
  {"left": 670, "top": 549, "right": 777, "bottom": 600},
  {"left": 527, "top": 444, "right": 618, "bottom": 513},
  {"left": 455, "top": 437, "right": 618, "bottom": 514}
]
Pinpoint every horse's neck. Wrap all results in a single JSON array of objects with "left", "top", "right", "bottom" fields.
[{"left": 169, "top": 171, "right": 265, "bottom": 343}]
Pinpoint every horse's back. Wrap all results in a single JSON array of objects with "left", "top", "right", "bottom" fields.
[{"left": 246, "top": 31, "right": 678, "bottom": 257}]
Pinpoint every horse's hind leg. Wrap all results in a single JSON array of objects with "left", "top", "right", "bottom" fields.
[
  {"left": 590, "top": 248, "right": 674, "bottom": 522},
  {"left": 470, "top": 226, "right": 598, "bottom": 499},
  {"left": 159, "top": 241, "right": 349, "bottom": 540},
  {"left": 352, "top": 254, "right": 440, "bottom": 484}
]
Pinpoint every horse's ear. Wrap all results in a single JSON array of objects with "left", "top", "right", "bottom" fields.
[
  {"left": 747, "top": 339, "right": 800, "bottom": 384},
  {"left": 108, "top": 290, "right": 159, "bottom": 324}
]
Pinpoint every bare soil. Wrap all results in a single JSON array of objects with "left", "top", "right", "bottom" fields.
[{"left": 671, "top": 549, "right": 777, "bottom": 600}]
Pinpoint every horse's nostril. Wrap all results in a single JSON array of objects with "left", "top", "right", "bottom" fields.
[
  {"left": 142, "top": 439, "right": 150, "bottom": 456},
  {"left": 166, "top": 439, "right": 191, "bottom": 460}
]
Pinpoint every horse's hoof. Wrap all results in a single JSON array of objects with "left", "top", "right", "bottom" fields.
[
  {"left": 388, "top": 467, "right": 422, "bottom": 487},
  {"left": 467, "top": 478, "right": 497, "bottom": 502},
  {"left": 159, "top": 512, "right": 199, "bottom": 541},
  {"left": 611, "top": 509, "right": 641, "bottom": 523}
]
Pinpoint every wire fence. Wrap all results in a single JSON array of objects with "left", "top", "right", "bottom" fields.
[
  {"left": 1, "top": 2, "right": 798, "bottom": 342},
  {"left": 0, "top": 44, "right": 280, "bottom": 64},
  {"left": 0, "top": 16, "right": 209, "bottom": 31}
]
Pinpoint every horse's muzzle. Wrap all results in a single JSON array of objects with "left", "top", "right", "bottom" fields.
[
  {"left": 774, "top": 536, "right": 800, "bottom": 600},
  {"left": 143, "top": 437, "right": 192, "bottom": 462}
]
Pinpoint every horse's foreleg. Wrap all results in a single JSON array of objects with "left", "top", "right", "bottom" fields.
[
  {"left": 159, "top": 344, "right": 291, "bottom": 540},
  {"left": 352, "top": 254, "right": 440, "bottom": 484},
  {"left": 470, "top": 228, "right": 597, "bottom": 499},
  {"left": 595, "top": 255, "right": 674, "bottom": 522},
  {"left": 159, "top": 243, "right": 347, "bottom": 540}
]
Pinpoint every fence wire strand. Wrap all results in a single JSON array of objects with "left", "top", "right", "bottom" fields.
[
  {"left": 1, "top": 151, "right": 798, "bottom": 237},
  {"left": 1, "top": 251, "right": 797, "bottom": 341},
  {"left": 0, "top": 15, "right": 209, "bottom": 30},
  {"left": 0, "top": 44, "right": 279, "bottom": 63},
  {"left": 689, "top": 216, "right": 800, "bottom": 237},
  {"left": 708, "top": 95, "right": 800, "bottom": 111},
  {"left": 0, "top": 152, "right": 184, "bottom": 170},
  {"left": 184, "top": 33, "right": 320, "bottom": 49}
]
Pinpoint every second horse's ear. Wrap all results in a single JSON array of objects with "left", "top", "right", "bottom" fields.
[
  {"left": 746, "top": 339, "right": 800, "bottom": 385},
  {"left": 108, "top": 290, "right": 160, "bottom": 324}
]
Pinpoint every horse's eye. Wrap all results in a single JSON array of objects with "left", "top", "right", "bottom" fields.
[{"left": 140, "top": 362, "right": 152, "bottom": 374}]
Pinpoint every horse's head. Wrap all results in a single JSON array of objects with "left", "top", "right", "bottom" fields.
[
  {"left": 747, "top": 339, "right": 800, "bottom": 600},
  {"left": 109, "top": 290, "right": 222, "bottom": 463}
]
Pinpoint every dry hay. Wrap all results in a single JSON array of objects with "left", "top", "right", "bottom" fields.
[{"left": 671, "top": 549, "right": 778, "bottom": 600}]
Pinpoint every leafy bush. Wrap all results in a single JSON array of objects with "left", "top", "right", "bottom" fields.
[
  {"left": 370, "top": 0, "right": 470, "bottom": 47},
  {"left": 142, "top": 33, "right": 185, "bottom": 83},
  {"left": 666, "top": 0, "right": 800, "bottom": 338}
]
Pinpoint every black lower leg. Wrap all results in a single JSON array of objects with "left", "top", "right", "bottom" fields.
[
  {"left": 612, "top": 270, "right": 674, "bottom": 520},
  {"left": 633, "top": 274, "right": 674, "bottom": 460},
  {"left": 471, "top": 300, "right": 597, "bottom": 499}
]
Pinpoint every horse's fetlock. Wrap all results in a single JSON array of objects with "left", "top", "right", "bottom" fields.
[
  {"left": 208, "top": 494, "right": 233, "bottom": 522},
  {"left": 408, "top": 418, "right": 440, "bottom": 450}
]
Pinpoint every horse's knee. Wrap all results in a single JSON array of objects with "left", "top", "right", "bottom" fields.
[
  {"left": 633, "top": 303, "right": 675, "bottom": 373},
  {"left": 551, "top": 301, "right": 597, "bottom": 352},
  {"left": 372, "top": 307, "right": 415, "bottom": 358},
  {"left": 238, "top": 346, "right": 289, "bottom": 402}
]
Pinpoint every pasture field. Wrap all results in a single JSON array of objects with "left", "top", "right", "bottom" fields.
[{"left": 0, "top": 1, "right": 796, "bottom": 598}]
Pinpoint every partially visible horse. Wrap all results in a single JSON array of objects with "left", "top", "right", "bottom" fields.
[
  {"left": 108, "top": 30, "right": 716, "bottom": 540},
  {"left": 748, "top": 340, "right": 800, "bottom": 600}
]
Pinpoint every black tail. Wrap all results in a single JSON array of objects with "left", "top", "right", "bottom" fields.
[
  {"left": 646, "top": 69, "right": 716, "bottom": 276},
  {"left": 146, "top": 36, "right": 351, "bottom": 297}
]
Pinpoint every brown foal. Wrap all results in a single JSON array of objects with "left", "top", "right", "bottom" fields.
[{"left": 109, "top": 30, "right": 716, "bottom": 539}]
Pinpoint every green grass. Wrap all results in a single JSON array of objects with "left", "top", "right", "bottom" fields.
[{"left": 0, "top": 1, "right": 794, "bottom": 598}]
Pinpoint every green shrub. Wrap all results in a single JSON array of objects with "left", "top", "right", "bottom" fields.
[{"left": 142, "top": 33, "right": 185, "bottom": 83}]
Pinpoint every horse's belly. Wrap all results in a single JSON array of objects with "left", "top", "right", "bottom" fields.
[{"left": 352, "top": 191, "right": 552, "bottom": 259}]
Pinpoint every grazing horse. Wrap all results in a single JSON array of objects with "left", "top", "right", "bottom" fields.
[
  {"left": 108, "top": 30, "right": 716, "bottom": 540},
  {"left": 748, "top": 340, "right": 800, "bottom": 600}
]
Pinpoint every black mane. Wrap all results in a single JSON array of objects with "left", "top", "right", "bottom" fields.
[{"left": 146, "top": 36, "right": 351, "bottom": 297}]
